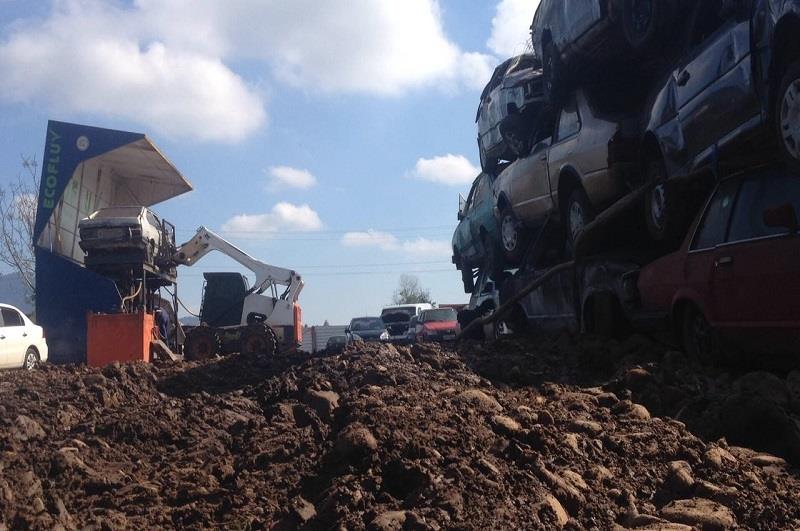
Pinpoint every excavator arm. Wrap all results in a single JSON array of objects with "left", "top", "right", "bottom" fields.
[{"left": 173, "top": 227, "right": 304, "bottom": 303}]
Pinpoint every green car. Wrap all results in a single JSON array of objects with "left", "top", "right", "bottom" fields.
[{"left": 452, "top": 173, "right": 503, "bottom": 293}]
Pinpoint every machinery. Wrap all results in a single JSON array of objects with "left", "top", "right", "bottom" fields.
[{"left": 173, "top": 227, "right": 304, "bottom": 360}]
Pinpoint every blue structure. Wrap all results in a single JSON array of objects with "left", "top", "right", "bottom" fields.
[{"left": 34, "top": 121, "right": 192, "bottom": 364}]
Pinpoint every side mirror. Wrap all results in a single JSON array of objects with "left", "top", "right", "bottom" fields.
[{"left": 763, "top": 203, "right": 798, "bottom": 234}]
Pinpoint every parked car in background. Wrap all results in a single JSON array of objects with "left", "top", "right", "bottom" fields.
[
  {"left": 641, "top": 0, "right": 800, "bottom": 241},
  {"left": 415, "top": 308, "right": 459, "bottom": 343},
  {"left": 0, "top": 304, "right": 47, "bottom": 370},
  {"left": 453, "top": 173, "right": 504, "bottom": 292},
  {"left": 326, "top": 334, "right": 362, "bottom": 354},
  {"left": 531, "top": 0, "right": 688, "bottom": 101},
  {"left": 380, "top": 303, "right": 435, "bottom": 343},
  {"left": 346, "top": 316, "right": 389, "bottom": 342},
  {"left": 494, "top": 87, "right": 639, "bottom": 263},
  {"left": 477, "top": 54, "right": 547, "bottom": 173},
  {"left": 634, "top": 166, "right": 800, "bottom": 362},
  {"left": 79, "top": 206, "right": 174, "bottom": 267}
]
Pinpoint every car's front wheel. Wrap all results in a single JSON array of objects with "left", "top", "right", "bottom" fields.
[
  {"left": 776, "top": 61, "right": 800, "bottom": 172},
  {"left": 23, "top": 348, "right": 39, "bottom": 371},
  {"left": 499, "top": 207, "right": 528, "bottom": 265},
  {"left": 565, "top": 188, "right": 595, "bottom": 255},
  {"left": 622, "top": 0, "right": 661, "bottom": 51},
  {"left": 682, "top": 305, "right": 720, "bottom": 365},
  {"left": 644, "top": 158, "right": 681, "bottom": 243}
]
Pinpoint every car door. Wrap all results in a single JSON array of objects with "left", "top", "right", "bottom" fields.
[
  {"left": 468, "top": 174, "right": 495, "bottom": 250},
  {"left": 710, "top": 173, "right": 800, "bottom": 345},
  {"left": 548, "top": 94, "right": 582, "bottom": 207},
  {"left": 0, "top": 307, "right": 27, "bottom": 367},
  {"left": 682, "top": 179, "right": 740, "bottom": 324},
  {"left": 675, "top": 5, "right": 757, "bottom": 171},
  {"left": 508, "top": 139, "right": 554, "bottom": 224},
  {"left": 456, "top": 178, "right": 479, "bottom": 261}
]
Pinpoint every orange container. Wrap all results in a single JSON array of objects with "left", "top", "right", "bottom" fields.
[{"left": 86, "top": 312, "right": 155, "bottom": 367}]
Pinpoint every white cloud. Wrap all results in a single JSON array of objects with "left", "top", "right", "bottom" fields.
[
  {"left": 341, "top": 230, "right": 399, "bottom": 250},
  {"left": 268, "top": 166, "right": 317, "bottom": 191},
  {"left": 0, "top": 2, "right": 265, "bottom": 143},
  {"left": 0, "top": 0, "right": 495, "bottom": 141},
  {"left": 487, "top": 0, "right": 539, "bottom": 57},
  {"left": 408, "top": 154, "right": 480, "bottom": 186},
  {"left": 222, "top": 202, "right": 323, "bottom": 235},
  {"left": 341, "top": 231, "right": 450, "bottom": 257}
]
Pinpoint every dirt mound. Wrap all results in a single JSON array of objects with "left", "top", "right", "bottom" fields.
[{"left": 0, "top": 336, "right": 798, "bottom": 529}]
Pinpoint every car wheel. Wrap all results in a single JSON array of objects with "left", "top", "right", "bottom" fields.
[
  {"left": 500, "top": 207, "right": 527, "bottom": 264},
  {"left": 644, "top": 158, "right": 680, "bottom": 242},
  {"left": 622, "top": 0, "right": 660, "bottom": 51},
  {"left": 23, "top": 348, "right": 39, "bottom": 371},
  {"left": 542, "top": 40, "right": 564, "bottom": 103},
  {"left": 776, "top": 61, "right": 800, "bottom": 172},
  {"left": 682, "top": 305, "right": 720, "bottom": 365},
  {"left": 565, "top": 188, "right": 595, "bottom": 251}
]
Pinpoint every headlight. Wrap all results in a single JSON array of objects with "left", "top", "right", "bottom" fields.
[{"left": 380, "top": 331, "right": 389, "bottom": 341}]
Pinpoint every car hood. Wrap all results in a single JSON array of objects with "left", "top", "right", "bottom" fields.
[
  {"left": 423, "top": 321, "right": 458, "bottom": 331},
  {"left": 381, "top": 312, "right": 411, "bottom": 324}
]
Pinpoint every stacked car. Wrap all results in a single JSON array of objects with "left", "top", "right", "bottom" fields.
[{"left": 454, "top": 0, "right": 800, "bottom": 293}]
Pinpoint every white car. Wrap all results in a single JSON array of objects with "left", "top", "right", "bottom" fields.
[
  {"left": 0, "top": 304, "right": 47, "bottom": 370},
  {"left": 79, "top": 206, "right": 169, "bottom": 267}
]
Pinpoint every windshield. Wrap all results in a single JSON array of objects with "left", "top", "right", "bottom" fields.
[
  {"left": 350, "top": 317, "right": 384, "bottom": 331},
  {"left": 421, "top": 308, "right": 457, "bottom": 322},
  {"left": 381, "top": 307, "right": 417, "bottom": 318},
  {"left": 92, "top": 206, "right": 143, "bottom": 219}
]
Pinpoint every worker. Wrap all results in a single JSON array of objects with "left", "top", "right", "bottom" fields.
[{"left": 154, "top": 306, "right": 170, "bottom": 341}]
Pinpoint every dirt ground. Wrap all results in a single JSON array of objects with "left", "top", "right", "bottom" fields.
[{"left": 1, "top": 334, "right": 799, "bottom": 530}]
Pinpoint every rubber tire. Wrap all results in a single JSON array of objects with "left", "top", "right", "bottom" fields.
[
  {"left": 240, "top": 323, "right": 277, "bottom": 358},
  {"left": 184, "top": 326, "right": 221, "bottom": 361},
  {"left": 565, "top": 188, "right": 595, "bottom": 252},
  {"left": 499, "top": 207, "right": 528, "bottom": 265},
  {"left": 23, "top": 348, "right": 38, "bottom": 371},
  {"left": 644, "top": 158, "right": 681, "bottom": 243},
  {"left": 622, "top": 0, "right": 661, "bottom": 51},
  {"left": 682, "top": 305, "right": 720, "bottom": 365},
  {"left": 542, "top": 40, "right": 565, "bottom": 104},
  {"left": 775, "top": 61, "right": 800, "bottom": 173}
]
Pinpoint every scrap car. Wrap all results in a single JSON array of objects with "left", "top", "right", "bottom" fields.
[
  {"left": 476, "top": 54, "right": 547, "bottom": 173},
  {"left": 641, "top": 0, "right": 800, "bottom": 241}
]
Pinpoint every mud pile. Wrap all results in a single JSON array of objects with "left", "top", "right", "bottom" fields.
[{"left": 0, "top": 336, "right": 798, "bottom": 530}]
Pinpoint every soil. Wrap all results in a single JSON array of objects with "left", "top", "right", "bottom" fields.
[{"left": 0, "top": 334, "right": 798, "bottom": 530}]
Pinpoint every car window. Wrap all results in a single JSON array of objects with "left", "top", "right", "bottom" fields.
[
  {"left": 0, "top": 308, "right": 24, "bottom": 327},
  {"left": 555, "top": 97, "right": 580, "bottom": 142},
  {"left": 472, "top": 176, "right": 490, "bottom": 207},
  {"left": 691, "top": 180, "right": 739, "bottom": 250},
  {"left": 145, "top": 210, "right": 160, "bottom": 227},
  {"left": 728, "top": 174, "right": 800, "bottom": 242}
]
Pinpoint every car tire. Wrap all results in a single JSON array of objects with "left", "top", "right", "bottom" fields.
[
  {"left": 776, "top": 60, "right": 800, "bottom": 172},
  {"left": 542, "top": 40, "right": 565, "bottom": 104},
  {"left": 682, "top": 305, "right": 721, "bottom": 365},
  {"left": 23, "top": 348, "right": 39, "bottom": 371},
  {"left": 565, "top": 188, "right": 595, "bottom": 254},
  {"left": 622, "top": 0, "right": 661, "bottom": 51},
  {"left": 499, "top": 207, "right": 528, "bottom": 265},
  {"left": 644, "top": 158, "right": 681, "bottom": 243}
]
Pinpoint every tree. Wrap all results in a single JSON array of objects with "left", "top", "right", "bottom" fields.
[
  {"left": 0, "top": 156, "right": 39, "bottom": 293},
  {"left": 392, "top": 274, "right": 432, "bottom": 305}
]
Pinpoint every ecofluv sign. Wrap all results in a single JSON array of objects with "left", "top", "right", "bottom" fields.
[{"left": 41, "top": 128, "right": 61, "bottom": 209}]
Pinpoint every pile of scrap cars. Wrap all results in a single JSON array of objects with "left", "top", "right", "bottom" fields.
[{"left": 455, "top": 0, "right": 800, "bottom": 361}]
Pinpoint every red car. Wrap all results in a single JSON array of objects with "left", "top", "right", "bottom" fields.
[
  {"left": 413, "top": 308, "right": 460, "bottom": 343},
  {"left": 636, "top": 166, "right": 800, "bottom": 362}
]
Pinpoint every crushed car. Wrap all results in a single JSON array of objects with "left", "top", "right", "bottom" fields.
[
  {"left": 452, "top": 173, "right": 503, "bottom": 292},
  {"left": 641, "top": 0, "right": 800, "bottom": 241},
  {"left": 632, "top": 165, "right": 800, "bottom": 362},
  {"left": 493, "top": 87, "right": 639, "bottom": 264},
  {"left": 78, "top": 206, "right": 175, "bottom": 268},
  {"left": 530, "top": 0, "right": 689, "bottom": 101},
  {"left": 476, "top": 54, "right": 547, "bottom": 173}
]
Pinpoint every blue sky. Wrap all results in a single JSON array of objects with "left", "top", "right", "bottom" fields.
[{"left": 0, "top": 0, "right": 536, "bottom": 325}]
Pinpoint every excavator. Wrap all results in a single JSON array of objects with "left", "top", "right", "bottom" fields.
[{"left": 173, "top": 227, "right": 304, "bottom": 360}]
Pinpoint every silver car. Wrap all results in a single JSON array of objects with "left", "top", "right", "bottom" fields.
[
  {"left": 79, "top": 206, "right": 169, "bottom": 266},
  {"left": 477, "top": 54, "right": 547, "bottom": 173},
  {"left": 493, "top": 88, "right": 638, "bottom": 263}
]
